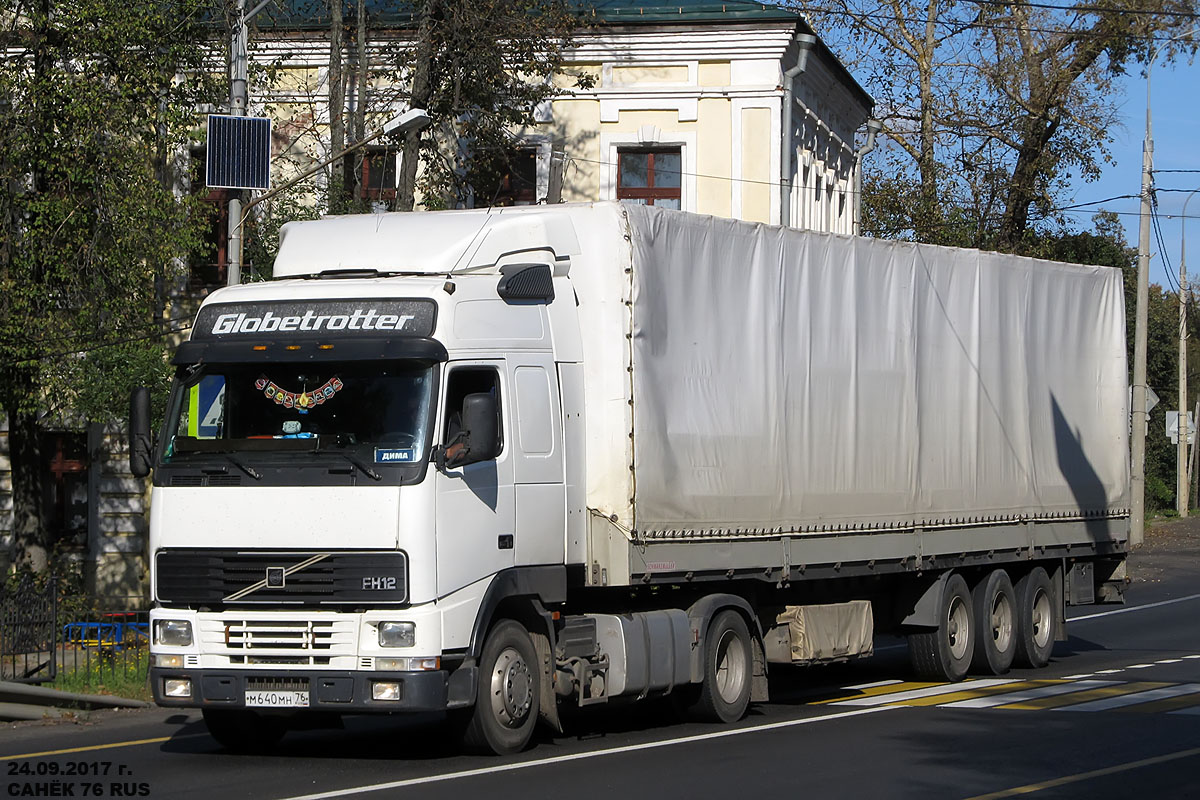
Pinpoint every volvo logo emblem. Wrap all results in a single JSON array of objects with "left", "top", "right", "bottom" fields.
[{"left": 223, "top": 553, "right": 329, "bottom": 602}]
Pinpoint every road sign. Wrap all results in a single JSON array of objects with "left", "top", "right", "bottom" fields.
[{"left": 1166, "top": 410, "right": 1195, "bottom": 445}]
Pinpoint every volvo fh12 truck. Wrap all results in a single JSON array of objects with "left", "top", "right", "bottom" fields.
[{"left": 133, "top": 202, "right": 1130, "bottom": 754}]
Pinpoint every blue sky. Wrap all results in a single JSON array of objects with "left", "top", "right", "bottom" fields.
[{"left": 1064, "top": 57, "right": 1200, "bottom": 292}]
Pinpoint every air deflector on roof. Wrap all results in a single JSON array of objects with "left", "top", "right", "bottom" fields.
[{"left": 497, "top": 264, "right": 555, "bottom": 303}]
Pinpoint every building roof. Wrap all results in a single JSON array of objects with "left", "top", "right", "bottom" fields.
[{"left": 254, "top": 0, "right": 800, "bottom": 30}]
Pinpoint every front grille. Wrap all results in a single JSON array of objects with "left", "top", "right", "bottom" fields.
[
  {"left": 156, "top": 550, "right": 408, "bottom": 606},
  {"left": 199, "top": 616, "right": 357, "bottom": 666},
  {"left": 170, "top": 474, "right": 242, "bottom": 487}
]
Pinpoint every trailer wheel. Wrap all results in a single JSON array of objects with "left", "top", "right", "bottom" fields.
[
  {"left": 682, "top": 610, "right": 752, "bottom": 723},
  {"left": 971, "top": 569, "right": 1016, "bottom": 675},
  {"left": 461, "top": 620, "right": 540, "bottom": 755},
  {"left": 908, "top": 573, "right": 974, "bottom": 681},
  {"left": 201, "top": 709, "right": 285, "bottom": 753},
  {"left": 1014, "top": 567, "right": 1055, "bottom": 668}
]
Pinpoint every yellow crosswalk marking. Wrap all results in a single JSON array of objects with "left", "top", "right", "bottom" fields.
[
  {"left": 998, "top": 681, "right": 1171, "bottom": 710},
  {"left": 810, "top": 681, "right": 942, "bottom": 705},
  {"left": 899, "top": 680, "right": 1065, "bottom": 707}
]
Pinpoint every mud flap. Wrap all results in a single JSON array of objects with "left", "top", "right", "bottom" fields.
[{"left": 531, "top": 631, "right": 562, "bottom": 734}]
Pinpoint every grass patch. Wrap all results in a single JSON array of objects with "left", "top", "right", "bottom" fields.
[{"left": 49, "top": 657, "right": 152, "bottom": 703}]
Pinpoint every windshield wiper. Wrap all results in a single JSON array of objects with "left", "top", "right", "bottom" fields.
[
  {"left": 223, "top": 454, "right": 262, "bottom": 481},
  {"left": 335, "top": 451, "right": 382, "bottom": 482}
]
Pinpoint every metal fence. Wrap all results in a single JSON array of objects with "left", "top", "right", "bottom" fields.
[
  {"left": 0, "top": 574, "right": 57, "bottom": 683},
  {"left": 1, "top": 578, "right": 148, "bottom": 689}
]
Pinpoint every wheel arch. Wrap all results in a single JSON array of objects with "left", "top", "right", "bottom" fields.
[{"left": 686, "top": 593, "right": 768, "bottom": 702}]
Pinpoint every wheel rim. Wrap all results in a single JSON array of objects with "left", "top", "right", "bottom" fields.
[
  {"left": 946, "top": 595, "right": 970, "bottom": 660},
  {"left": 714, "top": 628, "right": 748, "bottom": 704},
  {"left": 1030, "top": 588, "right": 1052, "bottom": 649},
  {"left": 991, "top": 591, "right": 1014, "bottom": 652},
  {"left": 489, "top": 646, "right": 533, "bottom": 728}
]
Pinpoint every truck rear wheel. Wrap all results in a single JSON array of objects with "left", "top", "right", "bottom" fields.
[
  {"left": 461, "top": 619, "right": 540, "bottom": 755},
  {"left": 908, "top": 573, "right": 974, "bottom": 681},
  {"left": 1014, "top": 567, "right": 1055, "bottom": 668},
  {"left": 971, "top": 569, "right": 1016, "bottom": 675},
  {"left": 681, "top": 609, "right": 752, "bottom": 723},
  {"left": 201, "top": 708, "right": 285, "bottom": 753}
]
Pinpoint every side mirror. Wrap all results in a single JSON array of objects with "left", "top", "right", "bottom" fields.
[
  {"left": 129, "top": 387, "right": 153, "bottom": 478},
  {"left": 443, "top": 392, "right": 500, "bottom": 469}
]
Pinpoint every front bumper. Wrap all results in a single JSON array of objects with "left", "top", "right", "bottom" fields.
[{"left": 150, "top": 667, "right": 465, "bottom": 712}]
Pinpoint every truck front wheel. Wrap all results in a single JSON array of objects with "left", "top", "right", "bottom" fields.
[
  {"left": 908, "top": 573, "right": 974, "bottom": 681},
  {"left": 461, "top": 619, "right": 541, "bottom": 755}
]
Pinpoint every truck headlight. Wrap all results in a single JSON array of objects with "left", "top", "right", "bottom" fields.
[
  {"left": 154, "top": 619, "right": 193, "bottom": 647},
  {"left": 378, "top": 621, "right": 415, "bottom": 648}
]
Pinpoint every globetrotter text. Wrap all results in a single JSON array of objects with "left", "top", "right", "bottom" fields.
[{"left": 211, "top": 309, "right": 417, "bottom": 335}]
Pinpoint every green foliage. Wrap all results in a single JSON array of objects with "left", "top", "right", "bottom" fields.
[
  {"left": 0, "top": 0, "right": 219, "bottom": 566},
  {"left": 0, "top": 0, "right": 219, "bottom": 420}
]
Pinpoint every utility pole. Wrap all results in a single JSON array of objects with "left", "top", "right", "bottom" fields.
[
  {"left": 1182, "top": 188, "right": 1200, "bottom": 517},
  {"left": 1179, "top": 205, "right": 1190, "bottom": 518},
  {"left": 226, "top": 0, "right": 248, "bottom": 287},
  {"left": 1132, "top": 129, "right": 1151, "bottom": 546}
]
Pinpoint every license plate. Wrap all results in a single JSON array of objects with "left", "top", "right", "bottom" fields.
[{"left": 245, "top": 690, "right": 309, "bottom": 708}]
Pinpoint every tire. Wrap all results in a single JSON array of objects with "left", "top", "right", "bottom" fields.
[
  {"left": 681, "top": 609, "right": 753, "bottom": 723},
  {"left": 461, "top": 620, "right": 541, "bottom": 755},
  {"left": 1014, "top": 567, "right": 1055, "bottom": 668},
  {"left": 202, "top": 708, "right": 286, "bottom": 753},
  {"left": 908, "top": 573, "right": 974, "bottom": 682},
  {"left": 971, "top": 569, "right": 1017, "bottom": 675}
]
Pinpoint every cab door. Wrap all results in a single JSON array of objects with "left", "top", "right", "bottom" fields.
[{"left": 434, "top": 360, "right": 516, "bottom": 596}]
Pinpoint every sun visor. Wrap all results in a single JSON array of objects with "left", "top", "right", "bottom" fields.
[{"left": 172, "top": 337, "right": 448, "bottom": 365}]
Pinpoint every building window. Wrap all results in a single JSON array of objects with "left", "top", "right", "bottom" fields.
[
  {"left": 491, "top": 149, "right": 539, "bottom": 206},
  {"left": 617, "top": 148, "right": 681, "bottom": 209},
  {"left": 347, "top": 147, "right": 398, "bottom": 201}
]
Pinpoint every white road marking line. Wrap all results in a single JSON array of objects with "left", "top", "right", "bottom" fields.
[
  {"left": 1096, "top": 669, "right": 1124, "bottom": 674},
  {"left": 1185, "top": 655, "right": 1200, "bottom": 660},
  {"left": 1061, "top": 674, "right": 1093, "bottom": 679},
  {"left": 1069, "top": 592, "right": 1200, "bottom": 622},
  {"left": 1170, "top": 705, "right": 1200, "bottom": 715},
  {"left": 273, "top": 705, "right": 904, "bottom": 800},
  {"left": 1055, "top": 683, "right": 1200, "bottom": 712},
  {"left": 939, "top": 680, "right": 1118, "bottom": 709},
  {"left": 845, "top": 679, "right": 904, "bottom": 690},
  {"left": 832, "top": 679, "right": 1017, "bottom": 707},
  {"left": 1127, "top": 664, "right": 1156, "bottom": 669},
  {"left": 1156, "top": 659, "right": 1183, "bottom": 664}
]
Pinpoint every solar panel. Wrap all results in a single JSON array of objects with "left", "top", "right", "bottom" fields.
[{"left": 206, "top": 114, "right": 271, "bottom": 190}]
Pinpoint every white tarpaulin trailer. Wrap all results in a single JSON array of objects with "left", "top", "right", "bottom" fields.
[{"left": 554, "top": 204, "right": 1130, "bottom": 584}]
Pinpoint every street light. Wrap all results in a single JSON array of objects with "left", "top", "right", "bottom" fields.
[{"left": 1133, "top": 24, "right": 1196, "bottom": 544}]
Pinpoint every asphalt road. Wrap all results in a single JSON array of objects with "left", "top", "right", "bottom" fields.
[{"left": 5, "top": 522, "right": 1200, "bottom": 800}]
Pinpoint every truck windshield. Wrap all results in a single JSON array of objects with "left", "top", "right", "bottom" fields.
[{"left": 161, "top": 362, "right": 434, "bottom": 465}]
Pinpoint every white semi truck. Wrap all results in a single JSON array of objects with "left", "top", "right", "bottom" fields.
[{"left": 133, "top": 202, "right": 1130, "bottom": 754}]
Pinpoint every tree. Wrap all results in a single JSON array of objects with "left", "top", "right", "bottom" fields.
[
  {"left": 0, "top": 0, "right": 215, "bottom": 570},
  {"left": 384, "top": 0, "right": 592, "bottom": 210},
  {"left": 797, "top": 0, "right": 1198, "bottom": 251}
]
